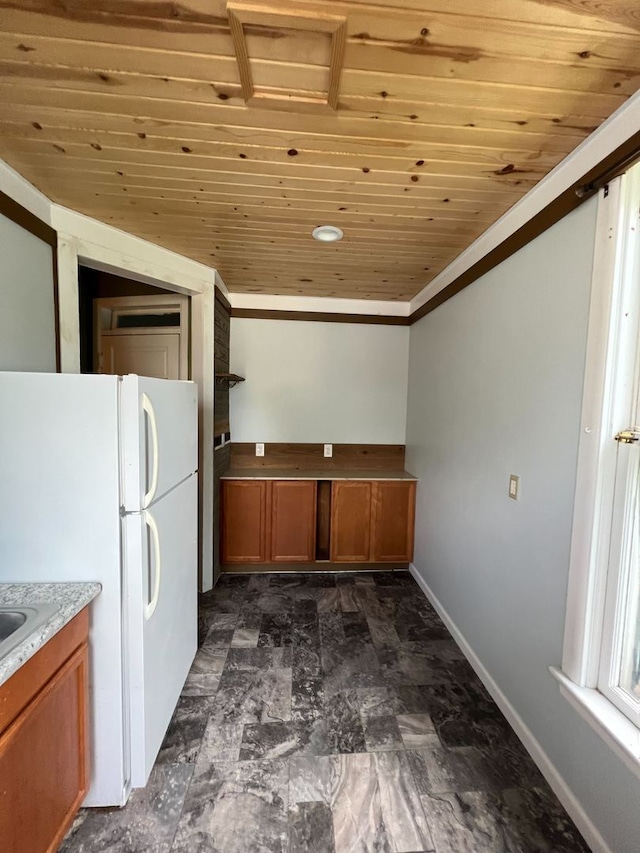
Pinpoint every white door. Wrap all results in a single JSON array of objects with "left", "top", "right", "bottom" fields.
[
  {"left": 124, "top": 474, "right": 198, "bottom": 787},
  {"left": 101, "top": 330, "right": 181, "bottom": 379},
  {"left": 120, "top": 375, "right": 198, "bottom": 513}
]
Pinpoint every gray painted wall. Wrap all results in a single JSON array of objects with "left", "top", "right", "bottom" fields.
[
  {"left": 0, "top": 211, "right": 56, "bottom": 371},
  {"left": 230, "top": 318, "right": 409, "bottom": 444},
  {"left": 406, "top": 198, "right": 640, "bottom": 853}
]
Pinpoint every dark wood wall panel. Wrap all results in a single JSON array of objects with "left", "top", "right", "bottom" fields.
[
  {"left": 316, "top": 481, "right": 332, "bottom": 561},
  {"left": 213, "top": 288, "right": 232, "bottom": 585},
  {"left": 230, "top": 443, "right": 405, "bottom": 471},
  {"left": 214, "top": 289, "right": 231, "bottom": 439},
  {"left": 213, "top": 443, "right": 231, "bottom": 585}
]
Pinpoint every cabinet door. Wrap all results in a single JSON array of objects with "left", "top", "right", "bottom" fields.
[
  {"left": 221, "top": 480, "right": 267, "bottom": 563},
  {"left": 371, "top": 481, "right": 416, "bottom": 562},
  {"left": 0, "top": 644, "right": 89, "bottom": 853},
  {"left": 330, "top": 481, "right": 372, "bottom": 562},
  {"left": 269, "top": 480, "right": 317, "bottom": 562}
]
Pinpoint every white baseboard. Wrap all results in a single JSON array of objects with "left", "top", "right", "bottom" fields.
[{"left": 409, "top": 563, "right": 612, "bottom": 853}]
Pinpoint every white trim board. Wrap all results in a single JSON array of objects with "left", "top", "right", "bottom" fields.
[
  {"left": 550, "top": 666, "right": 640, "bottom": 781},
  {"left": 227, "top": 292, "right": 410, "bottom": 316},
  {"left": 0, "top": 158, "right": 52, "bottom": 225},
  {"left": 409, "top": 90, "right": 640, "bottom": 314},
  {"left": 215, "top": 271, "right": 230, "bottom": 297},
  {"left": 562, "top": 165, "right": 640, "bottom": 691},
  {"left": 408, "top": 563, "right": 613, "bottom": 853},
  {"left": 561, "top": 180, "right": 624, "bottom": 687},
  {"left": 52, "top": 205, "right": 214, "bottom": 292},
  {"left": 55, "top": 230, "right": 216, "bottom": 592}
]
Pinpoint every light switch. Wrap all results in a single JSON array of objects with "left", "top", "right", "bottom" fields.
[
  {"left": 256, "top": 443, "right": 265, "bottom": 457},
  {"left": 509, "top": 474, "right": 520, "bottom": 500}
]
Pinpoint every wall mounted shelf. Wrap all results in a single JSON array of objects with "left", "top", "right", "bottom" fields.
[{"left": 215, "top": 373, "right": 245, "bottom": 388}]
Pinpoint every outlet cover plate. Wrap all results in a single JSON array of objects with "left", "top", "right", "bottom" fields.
[
  {"left": 256, "top": 443, "right": 265, "bottom": 457},
  {"left": 324, "top": 444, "right": 333, "bottom": 458},
  {"left": 509, "top": 474, "right": 520, "bottom": 500}
]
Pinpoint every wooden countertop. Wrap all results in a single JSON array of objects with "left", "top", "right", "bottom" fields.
[{"left": 221, "top": 468, "right": 417, "bottom": 481}]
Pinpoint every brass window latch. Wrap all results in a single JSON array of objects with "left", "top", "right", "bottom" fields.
[{"left": 614, "top": 428, "right": 640, "bottom": 444}]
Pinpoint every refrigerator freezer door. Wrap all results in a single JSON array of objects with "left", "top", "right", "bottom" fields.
[
  {"left": 120, "top": 375, "right": 198, "bottom": 513},
  {"left": 124, "top": 474, "right": 198, "bottom": 786}
]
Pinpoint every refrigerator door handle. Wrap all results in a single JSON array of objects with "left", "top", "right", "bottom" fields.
[
  {"left": 141, "top": 392, "right": 159, "bottom": 508},
  {"left": 144, "top": 509, "right": 162, "bottom": 620}
]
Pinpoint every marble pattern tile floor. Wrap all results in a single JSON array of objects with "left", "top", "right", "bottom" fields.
[{"left": 61, "top": 571, "right": 590, "bottom": 853}]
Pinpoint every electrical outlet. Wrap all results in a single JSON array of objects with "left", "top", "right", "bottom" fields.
[
  {"left": 324, "top": 444, "right": 333, "bottom": 458},
  {"left": 255, "top": 443, "right": 265, "bottom": 457},
  {"left": 508, "top": 474, "right": 520, "bottom": 500}
]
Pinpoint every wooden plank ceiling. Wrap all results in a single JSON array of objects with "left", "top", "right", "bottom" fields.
[{"left": 0, "top": 0, "right": 639, "bottom": 301}]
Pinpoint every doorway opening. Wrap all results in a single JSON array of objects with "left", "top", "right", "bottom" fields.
[{"left": 78, "top": 266, "right": 190, "bottom": 379}]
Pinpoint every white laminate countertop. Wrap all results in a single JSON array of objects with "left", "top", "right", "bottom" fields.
[
  {"left": 0, "top": 582, "right": 101, "bottom": 687},
  {"left": 221, "top": 468, "right": 417, "bottom": 481}
]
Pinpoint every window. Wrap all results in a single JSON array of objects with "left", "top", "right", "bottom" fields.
[
  {"left": 554, "top": 162, "right": 640, "bottom": 774},
  {"left": 599, "top": 402, "right": 640, "bottom": 728}
]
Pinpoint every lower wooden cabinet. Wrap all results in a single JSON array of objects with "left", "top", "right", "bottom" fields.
[
  {"left": 330, "top": 480, "right": 416, "bottom": 562},
  {"left": 221, "top": 477, "right": 416, "bottom": 567},
  {"left": 0, "top": 609, "right": 90, "bottom": 853},
  {"left": 371, "top": 481, "right": 416, "bottom": 562},
  {"left": 330, "top": 481, "right": 373, "bottom": 562},
  {"left": 269, "top": 480, "right": 317, "bottom": 562},
  {"left": 221, "top": 479, "right": 268, "bottom": 563},
  {"left": 221, "top": 479, "right": 317, "bottom": 564}
]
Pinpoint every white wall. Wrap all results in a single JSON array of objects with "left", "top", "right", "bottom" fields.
[
  {"left": 230, "top": 318, "right": 409, "bottom": 444},
  {"left": 406, "top": 198, "right": 640, "bottom": 853},
  {"left": 0, "top": 211, "right": 56, "bottom": 371}
]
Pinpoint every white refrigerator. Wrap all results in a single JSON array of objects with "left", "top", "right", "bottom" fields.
[{"left": 0, "top": 372, "right": 198, "bottom": 807}]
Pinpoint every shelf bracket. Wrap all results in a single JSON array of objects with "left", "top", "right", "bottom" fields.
[{"left": 215, "top": 373, "right": 245, "bottom": 389}]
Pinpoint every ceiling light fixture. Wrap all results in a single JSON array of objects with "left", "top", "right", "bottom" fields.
[{"left": 312, "top": 225, "right": 344, "bottom": 242}]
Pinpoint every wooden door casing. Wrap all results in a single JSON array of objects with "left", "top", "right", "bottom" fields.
[
  {"left": 330, "top": 481, "right": 372, "bottom": 562},
  {"left": 269, "top": 480, "right": 317, "bottom": 562},
  {"left": 371, "top": 481, "right": 416, "bottom": 562}
]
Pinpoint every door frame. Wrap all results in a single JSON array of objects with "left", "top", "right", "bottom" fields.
[{"left": 55, "top": 231, "right": 216, "bottom": 591}]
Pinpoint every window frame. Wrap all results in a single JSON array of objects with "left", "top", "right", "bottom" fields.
[
  {"left": 597, "top": 436, "right": 640, "bottom": 727},
  {"left": 553, "top": 164, "right": 640, "bottom": 776}
]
